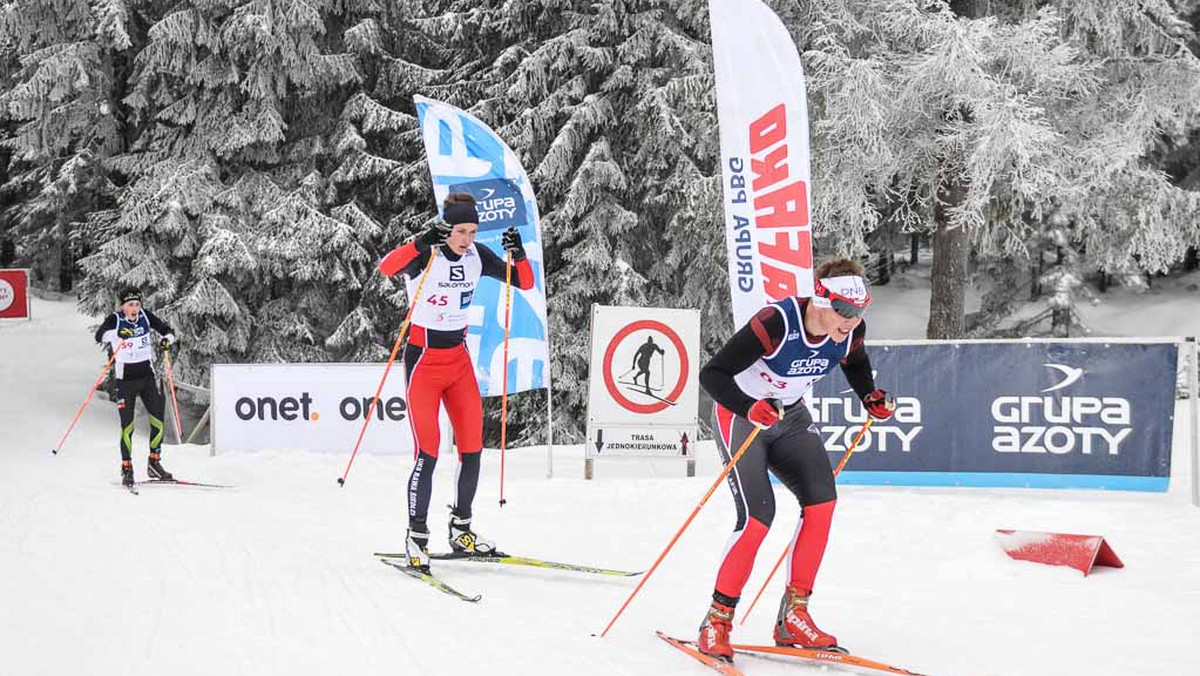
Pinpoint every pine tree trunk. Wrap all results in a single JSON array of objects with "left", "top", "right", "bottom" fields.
[
  {"left": 926, "top": 225, "right": 968, "bottom": 338},
  {"left": 1030, "top": 252, "right": 1042, "bottom": 300},
  {"left": 0, "top": 236, "right": 13, "bottom": 267},
  {"left": 875, "top": 250, "right": 891, "bottom": 285},
  {"left": 1186, "top": 247, "right": 1198, "bottom": 272},
  {"left": 58, "top": 245, "right": 73, "bottom": 292},
  {"left": 1098, "top": 269, "right": 1109, "bottom": 293},
  {"left": 926, "top": 165, "right": 969, "bottom": 339},
  {"left": 1052, "top": 307, "right": 1070, "bottom": 337},
  {"left": 910, "top": 233, "right": 919, "bottom": 265}
]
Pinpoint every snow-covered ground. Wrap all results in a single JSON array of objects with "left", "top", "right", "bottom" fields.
[{"left": 2, "top": 286, "right": 1199, "bottom": 676}]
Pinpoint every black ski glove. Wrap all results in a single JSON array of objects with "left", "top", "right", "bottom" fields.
[
  {"left": 501, "top": 227, "right": 526, "bottom": 261},
  {"left": 416, "top": 221, "right": 452, "bottom": 252}
]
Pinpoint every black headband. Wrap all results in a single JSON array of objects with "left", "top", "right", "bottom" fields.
[
  {"left": 119, "top": 289, "right": 142, "bottom": 305},
  {"left": 443, "top": 202, "right": 478, "bottom": 225}
]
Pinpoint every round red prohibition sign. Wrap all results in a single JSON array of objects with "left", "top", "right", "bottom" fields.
[{"left": 602, "top": 319, "right": 688, "bottom": 414}]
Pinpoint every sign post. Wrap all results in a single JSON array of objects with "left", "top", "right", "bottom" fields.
[{"left": 585, "top": 305, "right": 700, "bottom": 479}]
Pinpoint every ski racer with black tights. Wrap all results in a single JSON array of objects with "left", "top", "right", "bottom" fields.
[
  {"left": 94, "top": 288, "right": 178, "bottom": 487},
  {"left": 695, "top": 259, "right": 897, "bottom": 661}
]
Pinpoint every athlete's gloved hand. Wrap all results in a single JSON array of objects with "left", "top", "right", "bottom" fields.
[
  {"left": 863, "top": 389, "right": 895, "bottom": 420},
  {"left": 501, "top": 227, "right": 526, "bottom": 261},
  {"left": 415, "top": 221, "right": 453, "bottom": 252},
  {"left": 160, "top": 334, "right": 177, "bottom": 351},
  {"left": 747, "top": 399, "right": 784, "bottom": 430}
]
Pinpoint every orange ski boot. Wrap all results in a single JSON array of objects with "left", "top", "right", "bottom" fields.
[
  {"left": 697, "top": 599, "right": 736, "bottom": 662},
  {"left": 773, "top": 585, "right": 839, "bottom": 651}
]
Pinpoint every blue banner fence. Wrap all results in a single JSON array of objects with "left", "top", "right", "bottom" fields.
[{"left": 798, "top": 338, "right": 1189, "bottom": 492}]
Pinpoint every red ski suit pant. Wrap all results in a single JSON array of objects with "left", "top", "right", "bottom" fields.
[
  {"left": 711, "top": 402, "right": 837, "bottom": 601},
  {"left": 403, "top": 342, "right": 483, "bottom": 458}
]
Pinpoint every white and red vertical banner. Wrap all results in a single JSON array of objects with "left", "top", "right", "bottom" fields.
[
  {"left": 709, "top": 0, "right": 815, "bottom": 328},
  {"left": 0, "top": 269, "right": 31, "bottom": 321}
]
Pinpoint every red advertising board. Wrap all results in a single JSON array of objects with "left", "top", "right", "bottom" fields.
[{"left": 0, "top": 269, "right": 31, "bottom": 320}]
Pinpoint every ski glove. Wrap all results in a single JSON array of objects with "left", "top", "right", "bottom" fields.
[
  {"left": 160, "top": 334, "right": 177, "bottom": 351},
  {"left": 747, "top": 399, "right": 784, "bottom": 430},
  {"left": 863, "top": 389, "right": 895, "bottom": 420},
  {"left": 416, "top": 221, "right": 453, "bottom": 251},
  {"left": 501, "top": 227, "right": 526, "bottom": 260}
]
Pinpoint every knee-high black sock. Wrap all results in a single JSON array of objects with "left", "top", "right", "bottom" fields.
[
  {"left": 407, "top": 451, "right": 438, "bottom": 530},
  {"left": 452, "top": 452, "right": 481, "bottom": 520},
  {"left": 116, "top": 380, "right": 136, "bottom": 462}
]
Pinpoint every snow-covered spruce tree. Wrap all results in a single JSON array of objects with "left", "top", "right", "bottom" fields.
[
  {"left": 619, "top": 1, "right": 726, "bottom": 354},
  {"left": 0, "top": 0, "right": 129, "bottom": 291},
  {"left": 329, "top": 1, "right": 449, "bottom": 364},
  {"left": 787, "top": 0, "right": 1200, "bottom": 338},
  {"left": 334, "top": 1, "right": 601, "bottom": 443},
  {"left": 488, "top": 0, "right": 724, "bottom": 441},
  {"left": 78, "top": 0, "right": 366, "bottom": 395},
  {"left": 333, "top": 1, "right": 725, "bottom": 442},
  {"left": 1051, "top": 0, "right": 1200, "bottom": 288}
]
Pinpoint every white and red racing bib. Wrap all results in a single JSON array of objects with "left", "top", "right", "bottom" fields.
[{"left": 406, "top": 245, "right": 484, "bottom": 332}]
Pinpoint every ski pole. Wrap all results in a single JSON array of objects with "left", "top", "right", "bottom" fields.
[
  {"left": 738, "top": 417, "right": 874, "bottom": 625},
  {"left": 53, "top": 342, "right": 125, "bottom": 455},
  {"left": 599, "top": 425, "right": 763, "bottom": 638},
  {"left": 338, "top": 250, "right": 438, "bottom": 486},
  {"left": 499, "top": 251, "right": 513, "bottom": 507},
  {"left": 163, "top": 346, "right": 184, "bottom": 442}
]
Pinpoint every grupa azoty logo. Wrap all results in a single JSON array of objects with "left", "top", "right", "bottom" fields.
[
  {"left": 450, "top": 178, "right": 528, "bottom": 231},
  {"left": 810, "top": 370, "right": 923, "bottom": 453},
  {"left": 1041, "top": 363, "right": 1084, "bottom": 393},
  {"left": 992, "top": 363, "right": 1131, "bottom": 455}
]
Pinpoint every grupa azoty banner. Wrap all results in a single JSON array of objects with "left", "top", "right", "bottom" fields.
[
  {"left": 807, "top": 341, "right": 1177, "bottom": 491},
  {"left": 413, "top": 95, "right": 550, "bottom": 396}
]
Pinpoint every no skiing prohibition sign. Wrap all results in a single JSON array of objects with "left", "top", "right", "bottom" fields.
[{"left": 601, "top": 319, "right": 689, "bottom": 415}]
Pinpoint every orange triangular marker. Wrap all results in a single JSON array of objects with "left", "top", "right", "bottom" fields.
[{"left": 995, "top": 529, "right": 1124, "bottom": 576}]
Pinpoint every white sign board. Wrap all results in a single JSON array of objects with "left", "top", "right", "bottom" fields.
[
  {"left": 586, "top": 305, "right": 700, "bottom": 459},
  {"left": 212, "top": 363, "right": 450, "bottom": 456}
]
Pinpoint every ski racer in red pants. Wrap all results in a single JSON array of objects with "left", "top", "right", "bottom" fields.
[
  {"left": 695, "top": 259, "right": 896, "bottom": 661},
  {"left": 378, "top": 192, "right": 534, "bottom": 573}
]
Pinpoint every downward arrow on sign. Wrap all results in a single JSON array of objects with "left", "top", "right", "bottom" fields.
[{"left": 594, "top": 429, "right": 604, "bottom": 454}]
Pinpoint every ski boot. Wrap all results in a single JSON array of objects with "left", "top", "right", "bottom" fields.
[
  {"left": 406, "top": 526, "right": 431, "bottom": 574},
  {"left": 774, "top": 584, "right": 840, "bottom": 651},
  {"left": 120, "top": 460, "right": 135, "bottom": 488},
  {"left": 448, "top": 513, "right": 497, "bottom": 555},
  {"left": 147, "top": 451, "right": 173, "bottom": 481},
  {"left": 697, "top": 598, "right": 736, "bottom": 662}
]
